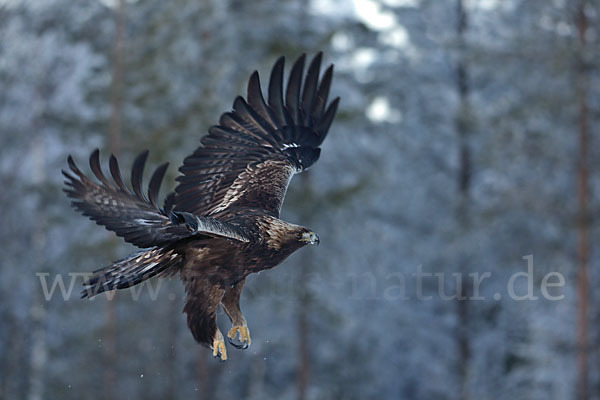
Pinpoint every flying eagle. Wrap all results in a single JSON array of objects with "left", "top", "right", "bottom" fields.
[{"left": 63, "top": 53, "right": 339, "bottom": 360}]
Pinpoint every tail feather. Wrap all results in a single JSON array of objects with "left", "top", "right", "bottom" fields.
[{"left": 81, "top": 247, "right": 182, "bottom": 298}]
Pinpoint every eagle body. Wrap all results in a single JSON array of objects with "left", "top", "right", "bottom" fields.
[
  {"left": 179, "top": 215, "right": 311, "bottom": 286},
  {"left": 63, "top": 53, "right": 338, "bottom": 360}
]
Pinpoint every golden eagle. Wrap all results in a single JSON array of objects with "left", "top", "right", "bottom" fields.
[{"left": 63, "top": 53, "right": 339, "bottom": 360}]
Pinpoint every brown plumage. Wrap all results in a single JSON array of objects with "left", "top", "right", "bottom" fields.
[{"left": 63, "top": 53, "right": 338, "bottom": 360}]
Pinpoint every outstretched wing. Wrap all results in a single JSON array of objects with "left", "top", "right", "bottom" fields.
[
  {"left": 81, "top": 246, "right": 183, "bottom": 298},
  {"left": 174, "top": 52, "right": 339, "bottom": 218},
  {"left": 63, "top": 150, "right": 251, "bottom": 248}
]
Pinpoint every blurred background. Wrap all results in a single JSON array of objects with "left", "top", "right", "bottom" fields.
[{"left": 1, "top": 0, "right": 599, "bottom": 399}]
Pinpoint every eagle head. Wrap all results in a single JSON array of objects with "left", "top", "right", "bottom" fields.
[
  {"left": 263, "top": 220, "right": 320, "bottom": 251},
  {"left": 298, "top": 228, "right": 320, "bottom": 246},
  {"left": 282, "top": 225, "right": 320, "bottom": 248}
]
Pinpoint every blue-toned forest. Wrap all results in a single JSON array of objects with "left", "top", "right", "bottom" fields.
[{"left": 1, "top": 0, "right": 598, "bottom": 399}]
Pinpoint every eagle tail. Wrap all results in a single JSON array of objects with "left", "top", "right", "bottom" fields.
[{"left": 81, "top": 247, "right": 182, "bottom": 298}]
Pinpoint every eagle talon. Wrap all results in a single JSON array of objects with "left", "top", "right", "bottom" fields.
[
  {"left": 227, "top": 337, "right": 249, "bottom": 349},
  {"left": 227, "top": 325, "right": 251, "bottom": 350},
  {"left": 212, "top": 334, "right": 227, "bottom": 361}
]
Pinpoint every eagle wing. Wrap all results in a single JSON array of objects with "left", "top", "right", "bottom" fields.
[
  {"left": 174, "top": 53, "right": 339, "bottom": 218},
  {"left": 63, "top": 149, "right": 250, "bottom": 248},
  {"left": 81, "top": 246, "right": 183, "bottom": 298}
]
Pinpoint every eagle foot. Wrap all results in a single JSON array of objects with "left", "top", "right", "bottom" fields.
[
  {"left": 227, "top": 325, "right": 251, "bottom": 349},
  {"left": 212, "top": 331, "right": 227, "bottom": 361}
]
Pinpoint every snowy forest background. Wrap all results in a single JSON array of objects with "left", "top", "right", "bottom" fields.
[{"left": 1, "top": 0, "right": 599, "bottom": 399}]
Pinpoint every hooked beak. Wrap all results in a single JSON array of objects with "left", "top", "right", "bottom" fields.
[{"left": 302, "top": 231, "right": 320, "bottom": 245}]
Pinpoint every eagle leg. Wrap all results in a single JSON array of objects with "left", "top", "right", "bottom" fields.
[
  {"left": 212, "top": 329, "right": 227, "bottom": 361},
  {"left": 221, "top": 279, "right": 251, "bottom": 349},
  {"left": 182, "top": 275, "right": 228, "bottom": 359}
]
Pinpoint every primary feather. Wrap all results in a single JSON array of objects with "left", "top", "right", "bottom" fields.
[{"left": 174, "top": 52, "right": 339, "bottom": 218}]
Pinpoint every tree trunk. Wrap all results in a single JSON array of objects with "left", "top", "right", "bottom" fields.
[
  {"left": 26, "top": 137, "right": 48, "bottom": 400},
  {"left": 196, "top": 353, "right": 207, "bottom": 400},
  {"left": 109, "top": 0, "right": 124, "bottom": 156},
  {"left": 0, "top": 314, "right": 22, "bottom": 398},
  {"left": 246, "top": 355, "right": 266, "bottom": 400},
  {"left": 296, "top": 173, "right": 312, "bottom": 400},
  {"left": 104, "top": 2, "right": 125, "bottom": 399},
  {"left": 575, "top": 1, "right": 590, "bottom": 399},
  {"left": 296, "top": 284, "right": 310, "bottom": 400},
  {"left": 164, "top": 299, "right": 179, "bottom": 398},
  {"left": 455, "top": 1, "right": 472, "bottom": 399},
  {"left": 295, "top": 1, "right": 312, "bottom": 396}
]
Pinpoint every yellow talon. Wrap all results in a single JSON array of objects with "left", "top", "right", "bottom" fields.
[
  {"left": 212, "top": 332, "right": 227, "bottom": 361},
  {"left": 227, "top": 325, "right": 251, "bottom": 348}
]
